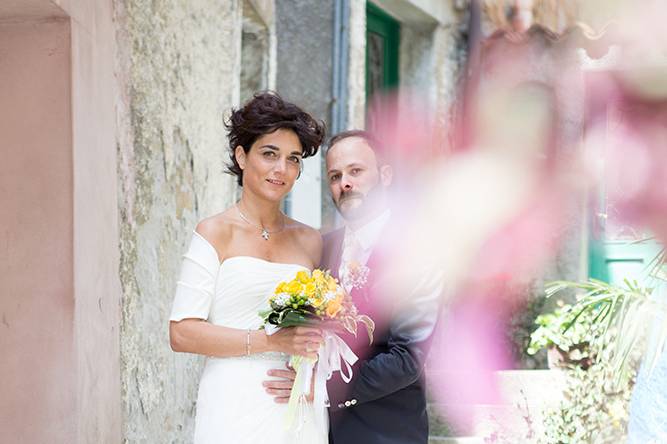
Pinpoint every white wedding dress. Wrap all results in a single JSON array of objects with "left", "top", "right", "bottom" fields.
[{"left": 170, "top": 232, "right": 328, "bottom": 444}]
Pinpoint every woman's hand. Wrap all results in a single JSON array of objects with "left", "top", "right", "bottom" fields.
[{"left": 268, "top": 326, "right": 323, "bottom": 359}]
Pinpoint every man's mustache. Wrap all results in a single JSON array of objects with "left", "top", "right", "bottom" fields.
[{"left": 338, "top": 191, "right": 365, "bottom": 202}]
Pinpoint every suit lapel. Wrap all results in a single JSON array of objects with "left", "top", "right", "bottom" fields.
[{"left": 323, "top": 228, "right": 345, "bottom": 281}]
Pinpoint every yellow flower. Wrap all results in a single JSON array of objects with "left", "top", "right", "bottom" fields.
[
  {"left": 304, "top": 282, "right": 317, "bottom": 298},
  {"left": 327, "top": 277, "right": 339, "bottom": 292},
  {"left": 296, "top": 270, "right": 310, "bottom": 284},
  {"left": 313, "top": 275, "right": 327, "bottom": 288},
  {"left": 286, "top": 280, "right": 303, "bottom": 295},
  {"left": 312, "top": 269, "right": 324, "bottom": 280},
  {"left": 275, "top": 282, "right": 287, "bottom": 293},
  {"left": 326, "top": 299, "right": 342, "bottom": 317}
]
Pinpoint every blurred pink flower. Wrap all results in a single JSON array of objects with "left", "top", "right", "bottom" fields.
[{"left": 430, "top": 294, "right": 513, "bottom": 431}]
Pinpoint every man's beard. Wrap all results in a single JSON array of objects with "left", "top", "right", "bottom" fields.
[{"left": 333, "top": 181, "right": 385, "bottom": 221}]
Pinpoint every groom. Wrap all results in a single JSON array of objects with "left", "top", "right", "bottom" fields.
[{"left": 265, "top": 130, "right": 441, "bottom": 444}]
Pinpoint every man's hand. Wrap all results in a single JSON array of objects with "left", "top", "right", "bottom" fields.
[
  {"left": 264, "top": 362, "right": 317, "bottom": 403},
  {"left": 264, "top": 363, "right": 296, "bottom": 404}
]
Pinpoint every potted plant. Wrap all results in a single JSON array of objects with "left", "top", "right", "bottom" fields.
[
  {"left": 544, "top": 278, "right": 666, "bottom": 385},
  {"left": 527, "top": 300, "right": 601, "bottom": 369},
  {"left": 536, "top": 278, "right": 659, "bottom": 442}
]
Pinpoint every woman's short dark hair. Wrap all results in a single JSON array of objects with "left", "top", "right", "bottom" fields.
[{"left": 225, "top": 91, "right": 325, "bottom": 186}]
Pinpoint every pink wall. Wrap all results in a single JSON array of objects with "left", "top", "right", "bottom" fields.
[
  {"left": 0, "top": 0, "right": 120, "bottom": 442},
  {"left": 0, "top": 18, "right": 75, "bottom": 442},
  {"left": 67, "top": 0, "right": 122, "bottom": 440}
]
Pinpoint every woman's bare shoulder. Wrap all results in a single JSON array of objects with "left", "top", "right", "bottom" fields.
[
  {"left": 194, "top": 209, "right": 238, "bottom": 261},
  {"left": 286, "top": 218, "right": 323, "bottom": 266}
]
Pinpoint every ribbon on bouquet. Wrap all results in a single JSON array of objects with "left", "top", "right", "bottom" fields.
[
  {"left": 311, "top": 331, "right": 359, "bottom": 429},
  {"left": 264, "top": 326, "right": 358, "bottom": 433}
]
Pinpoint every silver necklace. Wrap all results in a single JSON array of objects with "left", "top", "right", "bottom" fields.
[{"left": 236, "top": 205, "right": 285, "bottom": 241}]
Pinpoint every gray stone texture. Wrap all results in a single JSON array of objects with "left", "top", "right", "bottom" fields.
[
  {"left": 347, "top": 0, "right": 367, "bottom": 131},
  {"left": 241, "top": 0, "right": 271, "bottom": 103},
  {"left": 400, "top": 19, "right": 467, "bottom": 153},
  {"left": 275, "top": 0, "right": 334, "bottom": 122},
  {"left": 114, "top": 1, "right": 242, "bottom": 442},
  {"left": 274, "top": 0, "right": 337, "bottom": 228}
]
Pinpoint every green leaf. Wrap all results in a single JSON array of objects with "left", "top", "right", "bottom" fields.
[{"left": 275, "top": 309, "right": 318, "bottom": 327}]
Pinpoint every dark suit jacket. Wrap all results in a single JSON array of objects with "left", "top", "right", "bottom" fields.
[{"left": 322, "top": 224, "right": 442, "bottom": 444}]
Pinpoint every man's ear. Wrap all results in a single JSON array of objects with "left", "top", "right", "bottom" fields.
[
  {"left": 235, "top": 146, "right": 246, "bottom": 170},
  {"left": 379, "top": 164, "right": 393, "bottom": 187}
]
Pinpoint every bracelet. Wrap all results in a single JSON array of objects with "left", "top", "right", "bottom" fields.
[{"left": 245, "top": 329, "right": 251, "bottom": 356}]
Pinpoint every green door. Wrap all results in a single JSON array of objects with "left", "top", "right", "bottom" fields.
[
  {"left": 587, "top": 164, "right": 662, "bottom": 285},
  {"left": 366, "top": 2, "right": 400, "bottom": 101},
  {"left": 589, "top": 236, "right": 662, "bottom": 285}
]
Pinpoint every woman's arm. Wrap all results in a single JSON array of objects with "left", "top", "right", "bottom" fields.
[
  {"left": 170, "top": 319, "right": 322, "bottom": 359},
  {"left": 170, "top": 319, "right": 266, "bottom": 357}
]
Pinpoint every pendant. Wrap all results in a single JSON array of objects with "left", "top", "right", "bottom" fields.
[{"left": 261, "top": 229, "right": 270, "bottom": 241}]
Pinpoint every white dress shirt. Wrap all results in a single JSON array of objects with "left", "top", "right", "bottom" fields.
[{"left": 339, "top": 209, "right": 391, "bottom": 290}]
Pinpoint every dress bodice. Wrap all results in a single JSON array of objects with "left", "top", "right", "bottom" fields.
[
  {"left": 170, "top": 232, "right": 308, "bottom": 328},
  {"left": 210, "top": 256, "right": 307, "bottom": 329}
]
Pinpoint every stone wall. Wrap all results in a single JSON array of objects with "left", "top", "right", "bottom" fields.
[
  {"left": 400, "top": 15, "right": 467, "bottom": 152},
  {"left": 241, "top": 0, "right": 275, "bottom": 103},
  {"left": 114, "top": 1, "right": 242, "bottom": 441},
  {"left": 275, "top": 0, "right": 335, "bottom": 229}
]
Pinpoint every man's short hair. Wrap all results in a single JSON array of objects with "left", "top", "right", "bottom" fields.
[{"left": 327, "top": 130, "right": 389, "bottom": 164}]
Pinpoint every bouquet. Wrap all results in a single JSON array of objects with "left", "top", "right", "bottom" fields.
[{"left": 260, "top": 269, "right": 374, "bottom": 431}]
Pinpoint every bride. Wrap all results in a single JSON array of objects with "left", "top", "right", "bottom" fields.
[{"left": 169, "top": 92, "right": 327, "bottom": 443}]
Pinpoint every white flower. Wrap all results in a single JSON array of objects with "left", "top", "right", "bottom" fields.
[
  {"left": 273, "top": 293, "right": 291, "bottom": 307},
  {"left": 342, "top": 262, "right": 370, "bottom": 290}
]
